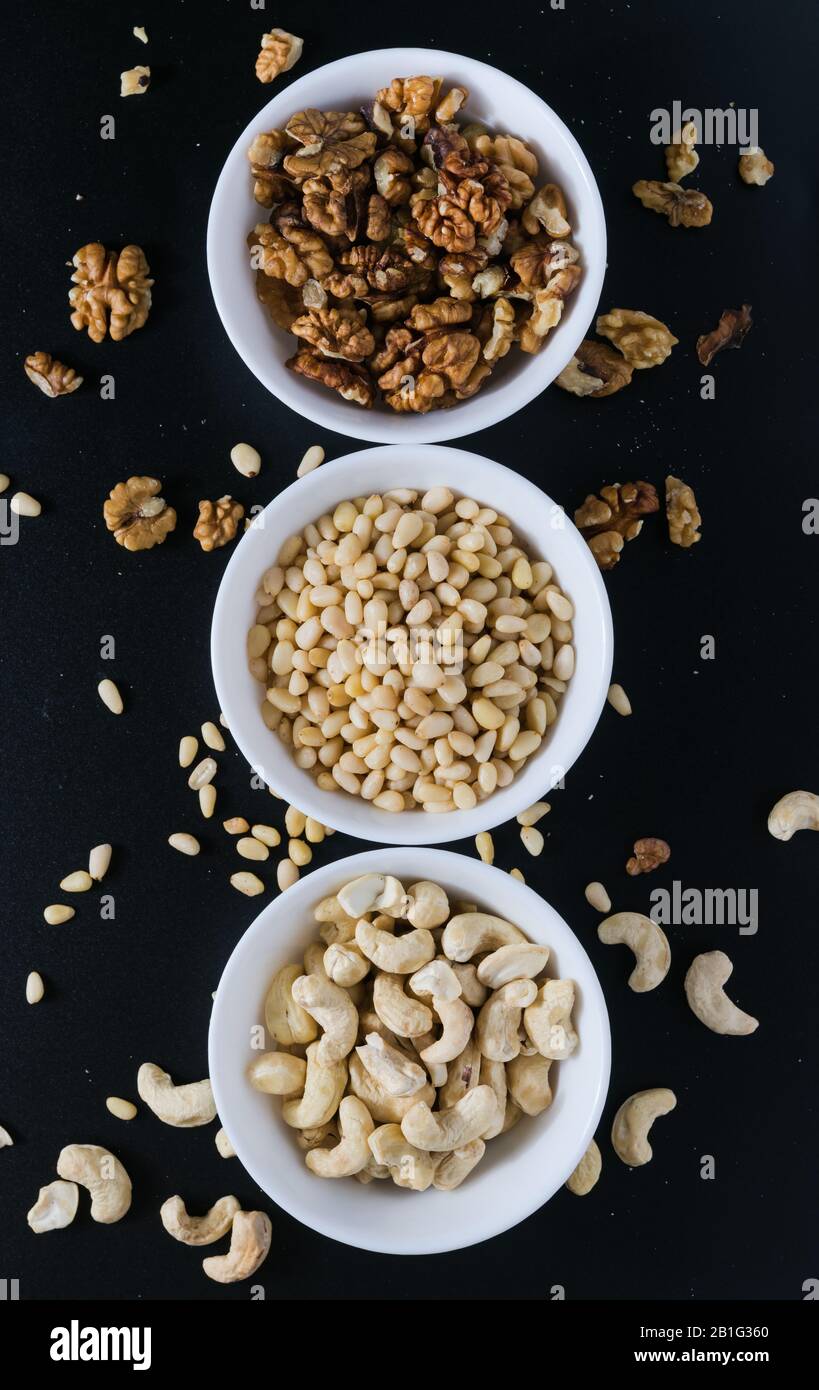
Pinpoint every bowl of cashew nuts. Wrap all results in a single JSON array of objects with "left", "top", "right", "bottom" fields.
[{"left": 209, "top": 847, "right": 610, "bottom": 1254}]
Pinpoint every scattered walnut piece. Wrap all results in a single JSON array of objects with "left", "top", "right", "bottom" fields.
[
  {"left": 255, "top": 30, "right": 303, "bottom": 84},
  {"left": 24, "top": 352, "right": 83, "bottom": 398},
  {"left": 596, "top": 309, "right": 678, "bottom": 369},
  {"left": 575, "top": 481, "right": 659, "bottom": 571},
  {"left": 666, "top": 475, "right": 702, "bottom": 548},
  {"left": 287, "top": 349, "right": 375, "bottom": 408},
  {"left": 632, "top": 179, "right": 713, "bottom": 228},
  {"left": 626, "top": 837, "right": 671, "bottom": 876},
  {"left": 738, "top": 147, "right": 774, "bottom": 186},
  {"left": 522, "top": 183, "right": 571, "bottom": 238},
  {"left": 103, "top": 477, "right": 176, "bottom": 552},
  {"left": 554, "top": 356, "right": 604, "bottom": 397},
  {"left": 665, "top": 121, "right": 699, "bottom": 182},
  {"left": 69, "top": 243, "right": 153, "bottom": 343},
  {"left": 696, "top": 304, "right": 752, "bottom": 366},
  {"left": 194, "top": 497, "right": 245, "bottom": 552},
  {"left": 120, "top": 66, "right": 150, "bottom": 97},
  {"left": 575, "top": 339, "right": 634, "bottom": 396}
]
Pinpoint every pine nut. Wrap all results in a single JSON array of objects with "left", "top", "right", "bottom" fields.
[
  {"left": 517, "top": 802, "right": 551, "bottom": 827},
  {"left": 297, "top": 444, "right": 325, "bottom": 477},
  {"left": 473, "top": 698, "right": 504, "bottom": 731},
  {"left": 520, "top": 826, "right": 544, "bottom": 856},
  {"left": 237, "top": 836, "right": 269, "bottom": 861},
  {"left": 106, "top": 1097, "right": 137, "bottom": 1121},
  {"left": 546, "top": 590, "right": 574, "bottom": 622},
  {"left": 26, "top": 971, "right": 45, "bottom": 1004},
  {"left": 168, "top": 833, "right": 200, "bottom": 856},
  {"left": 276, "top": 859, "right": 299, "bottom": 890},
  {"left": 231, "top": 871, "right": 265, "bottom": 896},
  {"left": 60, "top": 870, "right": 93, "bottom": 892},
  {"left": 607, "top": 683, "right": 632, "bottom": 716},
  {"left": 44, "top": 904, "right": 74, "bottom": 925},
  {"left": 585, "top": 881, "right": 612, "bottom": 913},
  {"left": 304, "top": 817, "right": 325, "bottom": 843},
  {"left": 0, "top": 473, "right": 9, "bottom": 493},
  {"left": 179, "top": 735, "right": 198, "bottom": 767},
  {"left": 476, "top": 831, "right": 494, "bottom": 864},
  {"left": 510, "top": 867, "right": 525, "bottom": 882},
  {"left": 199, "top": 785, "right": 217, "bottom": 818},
  {"left": 231, "top": 442, "right": 261, "bottom": 477},
  {"left": 289, "top": 838, "right": 312, "bottom": 867},
  {"left": 201, "top": 721, "right": 225, "bottom": 752},
  {"left": 188, "top": 758, "right": 217, "bottom": 790},
  {"left": 11, "top": 491, "right": 41, "bottom": 517},
  {"left": 251, "top": 823, "right": 281, "bottom": 847},
  {"left": 509, "top": 730, "right": 542, "bottom": 760},
  {"left": 554, "top": 644, "right": 575, "bottom": 681},
  {"left": 285, "top": 806, "right": 306, "bottom": 837},
  {"left": 88, "top": 843, "right": 112, "bottom": 881},
  {"left": 97, "top": 679, "right": 123, "bottom": 715},
  {"left": 223, "top": 817, "right": 249, "bottom": 834}
]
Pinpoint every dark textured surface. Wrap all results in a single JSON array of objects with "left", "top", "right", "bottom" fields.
[{"left": 0, "top": 0, "right": 817, "bottom": 1301}]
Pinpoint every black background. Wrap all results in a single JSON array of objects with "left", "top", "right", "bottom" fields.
[{"left": 1, "top": 0, "right": 817, "bottom": 1303}]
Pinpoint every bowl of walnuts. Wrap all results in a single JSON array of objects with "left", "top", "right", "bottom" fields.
[{"left": 207, "top": 47, "right": 607, "bottom": 443}]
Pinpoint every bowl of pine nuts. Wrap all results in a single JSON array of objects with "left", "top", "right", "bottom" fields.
[{"left": 211, "top": 444, "right": 613, "bottom": 845}]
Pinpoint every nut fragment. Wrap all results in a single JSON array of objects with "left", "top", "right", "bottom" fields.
[
  {"left": 97, "top": 679, "right": 123, "bottom": 714},
  {"left": 611, "top": 1089, "right": 676, "bottom": 1167},
  {"left": 696, "top": 305, "right": 752, "bottom": 367},
  {"left": 575, "top": 481, "right": 659, "bottom": 571},
  {"left": 161, "top": 1194, "right": 241, "bottom": 1246},
  {"left": 137, "top": 1062, "right": 216, "bottom": 1127},
  {"left": 738, "top": 148, "right": 774, "bottom": 186},
  {"left": 104, "top": 476, "right": 176, "bottom": 551},
  {"left": 255, "top": 29, "right": 303, "bottom": 84},
  {"left": 684, "top": 951, "right": 759, "bottom": 1036},
  {"left": 27, "top": 1180, "right": 80, "bottom": 1233},
  {"left": 24, "top": 351, "right": 83, "bottom": 397},
  {"left": 598, "top": 912, "right": 671, "bottom": 992},
  {"left": 666, "top": 475, "right": 702, "bottom": 548},
  {"left": 56, "top": 1143, "right": 132, "bottom": 1222},
  {"left": 626, "top": 837, "right": 671, "bottom": 876},
  {"left": 202, "top": 1210, "right": 272, "bottom": 1283},
  {"left": 566, "top": 1139, "right": 602, "bottom": 1195},
  {"left": 194, "top": 496, "right": 244, "bottom": 552},
  {"left": 120, "top": 65, "right": 151, "bottom": 96},
  {"left": 632, "top": 179, "right": 713, "bottom": 227},
  {"left": 767, "top": 790, "right": 819, "bottom": 841},
  {"left": 596, "top": 309, "right": 678, "bottom": 369},
  {"left": 70, "top": 243, "right": 152, "bottom": 341},
  {"left": 665, "top": 121, "right": 699, "bottom": 182}
]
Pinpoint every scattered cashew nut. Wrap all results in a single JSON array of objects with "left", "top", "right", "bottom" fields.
[
  {"left": 137, "top": 1063, "right": 216, "bottom": 1127},
  {"left": 291, "top": 973, "right": 358, "bottom": 1065},
  {"left": 160, "top": 1194, "right": 240, "bottom": 1245},
  {"left": 56, "top": 1144, "right": 132, "bottom": 1223},
  {"left": 401, "top": 1085, "right": 499, "bottom": 1151},
  {"left": 611, "top": 1088, "right": 677, "bottom": 1167},
  {"left": 27, "top": 1180, "right": 79, "bottom": 1233},
  {"left": 767, "top": 790, "right": 819, "bottom": 841},
  {"left": 566, "top": 1139, "right": 602, "bottom": 1195},
  {"left": 202, "top": 1210, "right": 272, "bottom": 1283},
  {"left": 597, "top": 912, "right": 671, "bottom": 992},
  {"left": 305, "top": 1096, "right": 374, "bottom": 1177},
  {"left": 684, "top": 951, "right": 759, "bottom": 1036}
]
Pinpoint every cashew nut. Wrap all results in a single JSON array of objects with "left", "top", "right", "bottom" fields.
[
  {"left": 476, "top": 942, "right": 550, "bottom": 990},
  {"left": 137, "top": 1063, "right": 217, "bottom": 1127},
  {"left": 56, "top": 1144, "right": 131, "bottom": 1223},
  {"left": 476, "top": 979, "right": 538, "bottom": 1062},
  {"left": 597, "top": 912, "right": 671, "bottom": 992},
  {"left": 478, "top": 1056, "right": 508, "bottom": 1138},
  {"left": 442, "top": 912, "right": 526, "bottom": 962},
  {"left": 368, "top": 1124, "right": 438, "bottom": 1190},
  {"left": 323, "top": 941, "right": 370, "bottom": 986},
  {"left": 281, "top": 1042, "right": 347, "bottom": 1129},
  {"left": 452, "top": 962, "right": 488, "bottom": 1007},
  {"left": 433, "top": 1139, "right": 486, "bottom": 1190},
  {"left": 202, "top": 1209, "right": 272, "bottom": 1283},
  {"left": 420, "top": 995, "right": 474, "bottom": 1067},
  {"left": 502, "top": 1099, "right": 523, "bottom": 1134},
  {"left": 247, "top": 1050, "right": 307, "bottom": 1096},
  {"left": 296, "top": 1121, "right": 338, "bottom": 1151},
  {"left": 409, "top": 957, "right": 462, "bottom": 1002},
  {"left": 611, "top": 1088, "right": 677, "bottom": 1167},
  {"left": 27, "top": 1180, "right": 79, "bottom": 1233},
  {"left": 411, "top": 1032, "right": 448, "bottom": 1088},
  {"left": 356, "top": 1033, "right": 429, "bottom": 1096},
  {"left": 566, "top": 1139, "right": 602, "bottom": 1195},
  {"left": 348, "top": 1051, "right": 435, "bottom": 1124},
  {"left": 438, "top": 1034, "right": 481, "bottom": 1109},
  {"left": 684, "top": 951, "right": 759, "bottom": 1036},
  {"left": 356, "top": 919, "right": 435, "bottom": 974},
  {"left": 160, "top": 1194, "right": 240, "bottom": 1245},
  {"left": 358, "top": 1008, "right": 402, "bottom": 1049},
  {"left": 314, "top": 894, "right": 358, "bottom": 931},
  {"left": 523, "top": 979, "right": 578, "bottom": 1060},
  {"left": 768, "top": 790, "right": 819, "bottom": 840},
  {"left": 373, "top": 971, "right": 433, "bottom": 1037},
  {"left": 405, "top": 880, "right": 450, "bottom": 930},
  {"left": 291, "top": 973, "right": 358, "bottom": 1065},
  {"left": 337, "top": 873, "right": 407, "bottom": 919},
  {"left": 306, "top": 1096, "right": 374, "bottom": 1177},
  {"left": 303, "top": 940, "right": 329, "bottom": 976},
  {"left": 506, "top": 1053, "right": 553, "bottom": 1116},
  {"left": 264, "top": 963, "right": 319, "bottom": 1045},
  {"left": 401, "top": 1085, "right": 499, "bottom": 1151},
  {"left": 215, "top": 1126, "right": 236, "bottom": 1158}
]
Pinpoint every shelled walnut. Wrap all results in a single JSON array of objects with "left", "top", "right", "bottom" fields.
[
  {"left": 665, "top": 122, "right": 699, "bottom": 182},
  {"left": 555, "top": 340, "right": 633, "bottom": 398},
  {"left": 103, "top": 477, "right": 176, "bottom": 552},
  {"left": 24, "top": 352, "right": 83, "bottom": 397},
  {"left": 194, "top": 497, "right": 245, "bottom": 552},
  {"left": 575, "top": 482, "right": 659, "bottom": 571},
  {"left": 632, "top": 179, "right": 713, "bottom": 228},
  {"left": 69, "top": 244, "right": 153, "bottom": 342},
  {"left": 738, "top": 148, "right": 774, "bottom": 186},
  {"left": 596, "top": 310, "right": 678, "bottom": 369},
  {"left": 696, "top": 305, "right": 752, "bottom": 367},
  {"left": 255, "top": 30, "right": 303, "bottom": 84},
  {"left": 626, "top": 837, "right": 671, "bottom": 876},
  {"left": 666, "top": 476, "right": 702, "bottom": 548}
]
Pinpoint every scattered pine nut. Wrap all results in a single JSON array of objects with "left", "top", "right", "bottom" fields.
[
  {"left": 285, "top": 805, "right": 306, "bottom": 837},
  {"left": 288, "top": 838, "right": 312, "bottom": 867},
  {"left": 44, "top": 904, "right": 74, "bottom": 925},
  {"left": 520, "top": 826, "right": 544, "bottom": 856},
  {"left": 584, "top": 881, "right": 612, "bottom": 913},
  {"left": 215, "top": 1127, "right": 236, "bottom": 1158},
  {"left": 60, "top": 870, "right": 93, "bottom": 892},
  {"left": 231, "top": 442, "right": 261, "bottom": 478},
  {"left": 223, "top": 817, "right": 249, "bottom": 834},
  {"left": 607, "top": 683, "right": 632, "bottom": 717},
  {"left": 297, "top": 444, "right": 324, "bottom": 477},
  {"left": 106, "top": 1096, "right": 137, "bottom": 1121},
  {"left": 188, "top": 757, "right": 217, "bottom": 790},
  {"left": 199, "top": 785, "right": 217, "bottom": 819},
  {"left": 26, "top": 971, "right": 45, "bottom": 1004},
  {"left": 237, "top": 836, "right": 269, "bottom": 862},
  {"left": 201, "top": 720, "right": 225, "bottom": 752},
  {"left": 231, "top": 871, "right": 265, "bottom": 896},
  {"left": 251, "top": 823, "right": 280, "bottom": 847},
  {"left": 0, "top": 474, "right": 9, "bottom": 493},
  {"left": 97, "top": 679, "right": 123, "bottom": 715},
  {"left": 88, "top": 843, "right": 112, "bottom": 881},
  {"left": 277, "top": 859, "right": 299, "bottom": 890},
  {"left": 179, "top": 735, "right": 198, "bottom": 768},
  {"left": 516, "top": 802, "right": 551, "bottom": 827},
  {"left": 219, "top": 711, "right": 229, "bottom": 729},
  {"left": 11, "top": 491, "right": 41, "bottom": 517},
  {"left": 0, "top": 1125, "right": 12, "bottom": 1147},
  {"left": 510, "top": 868, "right": 525, "bottom": 883},
  {"left": 168, "top": 833, "right": 200, "bottom": 856},
  {"left": 304, "top": 817, "right": 325, "bottom": 843},
  {"left": 475, "top": 831, "right": 494, "bottom": 864}
]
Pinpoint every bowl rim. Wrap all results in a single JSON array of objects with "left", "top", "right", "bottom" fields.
[
  {"left": 208, "top": 846, "right": 612, "bottom": 1254},
  {"left": 210, "top": 443, "right": 614, "bottom": 845},
  {"left": 206, "top": 44, "right": 607, "bottom": 444}
]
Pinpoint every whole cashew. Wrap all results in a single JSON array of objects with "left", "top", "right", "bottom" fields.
[
  {"left": 438, "top": 1035, "right": 481, "bottom": 1109},
  {"left": 442, "top": 912, "right": 526, "bottom": 962},
  {"left": 281, "top": 1042, "right": 347, "bottom": 1129},
  {"left": 452, "top": 962, "right": 488, "bottom": 1007},
  {"left": 356, "top": 1033, "right": 429, "bottom": 1096},
  {"left": 319, "top": 918, "right": 357, "bottom": 946},
  {"left": 373, "top": 971, "right": 433, "bottom": 1037},
  {"left": 566, "top": 1139, "right": 602, "bottom": 1195},
  {"left": 368, "top": 1123, "right": 437, "bottom": 1190},
  {"left": 597, "top": 912, "right": 671, "bottom": 992},
  {"left": 314, "top": 894, "right": 358, "bottom": 931},
  {"left": 264, "top": 963, "right": 319, "bottom": 1046},
  {"left": 409, "top": 958, "right": 462, "bottom": 1002},
  {"left": 247, "top": 1051, "right": 307, "bottom": 1096},
  {"left": 354, "top": 1153, "right": 391, "bottom": 1183},
  {"left": 501, "top": 1099, "right": 523, "bottom": 1134},
  {"left": 347, "top": 1051, "right": 435, "bottom": 1124},
  {"left": 611, "top": 1088, "right": 677, "bottom": 1167},
  {"left": 420, "top": 996, "right": 474, "bottom": 1067},
  {"left": 337, "top": 873, "right": 408, "bottom": 919},
  {"left": 768, "top": 789, "right": 819, "bottom": 840},
  {"left": 291, "top": 974, "right": 358, "bottom": 1065},
  {"left": 401, "top": 1085, "right": 499, "bottom": 1151},
  {"left": 202, "top": 1209, "right": 272, "bottom": 1283},
  {"left": 476, "top": 942, "right": 550, "bottom": 990},
  {"left": 356, "top": 920, "right": 435, "bottom": 974},
  {"left": 296, "top": 1121, "right": 338, "bottom": 1151},
  {"left": 323, "top": 941, "right": 370, "bottom": 987},
  {"left": 411, "top": 1032, "right": 448, "bottom": 1088},
  {"left": 476, "top": 979, "right": 538, "bottom": 1062},
  {"left": 160, "top": 1194, "right": 240, "bottom": 1245},
  {"left": 433, "top": 1139, "right": 486, "bottom": 1190},
  {"left": 137, "top": 1063, "right": 217, "bottom": 1127},
  {"left": 405, "top": 880, "right": 450, "bottom": 930},
  {"left": 478, "top": 1056, "right": 508, "bottom": 1138},
  {"left": 358, "top": 1009, "right": 402, "bottom": 1049},
  {"left": 523, "top": 979, "right": 578, "bottom": 1060},
  {"left": 27, "top": 1180, "right": 79, "bottom": 1233},
  {"left": 506, "top": 1053, "right": 553, "bottom": 1116},
  {"left": 303, "top": 941, "right": 329, "bottom": 977},
  {"left": 684, "top": 951, "right": 759, "bottom": 1036},
  {"left": 56, "top": 1144, "right": 132, "bottom": 1224},
  {"left": 306, "top": 1096, "right": 374, "bottom": 1177}
]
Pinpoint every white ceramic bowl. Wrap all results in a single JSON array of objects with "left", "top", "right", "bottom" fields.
[
  {"left": 211, "top": 444, "right": 613, "bottom": 845},
  {"left": 209, "top": 847, "right": 611, "bottom": 1254},
  {"left": 207, "top": 46, "right": 606, "bottom": 444}
]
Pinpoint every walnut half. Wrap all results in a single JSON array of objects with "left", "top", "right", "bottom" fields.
[
  {"left": 194, "top": 497, "right": 245, "bottom": 552},
  {"left": 575, "top": 481, "right": 659, "bottom": 571},
  {"left": 666, "top": 476, "right": 702, "bottom": 548},
  {"left": 632, "top": 179, "right": 713, "bottom": 228},
  {"left": 255, "top": 30, "right": 303, "bottom": 84},
  {"left": 69, "top": 243, "right": 153, "bottom": 343},
  {"left": 103, "top": 477, "right": 176, "bottom": 552},
  {"left": 24, "top": 351, "right": 83, "bottom": 397},
  {"left": 696, "top": 305, "right": 752, "bottom": 367},
  {"left": 596, "top": 309, "right": 678, "bottom": 369}
]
